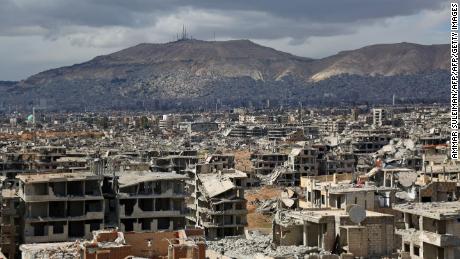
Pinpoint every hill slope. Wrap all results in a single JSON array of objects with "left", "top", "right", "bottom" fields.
[{"left": 1, "top": 40, "right": 450, "bottom": 111}]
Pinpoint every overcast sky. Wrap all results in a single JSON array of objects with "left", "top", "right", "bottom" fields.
[{"left": 0, "top": 0, "right": 451, "bottom": 80}]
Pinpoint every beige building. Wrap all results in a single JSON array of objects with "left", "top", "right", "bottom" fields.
[
  {"left": 18, "top": 172, "right": 104, "bottom": 243},
  {"left": 287, "top": 147, "right": 319, "bottom": 177},
  {"left": 300, "top": 174, "right": 397, "bottom": 212},
  {"left": 251, "top": 152, "right": 288, "bottom": 175},
  {"left": 395, "top": 202, "right": 460, "bottom": 259},
  {"left": 273, "top": 209, "right": 395, "bottom": 258}
]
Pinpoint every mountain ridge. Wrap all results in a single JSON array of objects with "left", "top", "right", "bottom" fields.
[{"left": 1, "top": 39, "right": 450, "bottom": 111}]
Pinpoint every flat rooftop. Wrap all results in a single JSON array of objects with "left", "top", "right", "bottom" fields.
[
  {"left": 118, "top": 171, "right": 188, "bottom": 188},
  {"left": 394, "top": 202, "right": 460, "bottom": 220},
  {"left": 276, "top": 208, "right": 392, "bottom": 225},
  {"left": 16, "top": 171, "right": 101, "bottom": 183}
]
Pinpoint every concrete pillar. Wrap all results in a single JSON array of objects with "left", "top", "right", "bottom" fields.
[
  {"left": 383, "top": 172, "right": 387, "bottom": 187},
  {"left": 303, "top": 222, "right": 309, "bottom": 246},
  {"left": 419, "top": 216, "right": 423, "bottom": 232},
  {"left": 404, "top": 213, "right": 410, "bottom": 229}
]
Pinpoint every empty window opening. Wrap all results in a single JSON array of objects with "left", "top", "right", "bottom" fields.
[
  {"left": 140, "top": 218, "right": 153, "bottom": 231},
  {"left": 32, "top": 223, "right": 46, "bottom": 236},
  {"left": 67, "top": 181, "right": 84, "bottom": 196},
  {"left": 155, "top": 198, "right": 171, "bottom": 211},
  {"left": 85, "top": 200, "right": 102, "bottom": 213},
  {"left": 69, "top": 221, "right": 85, "bottom": 238},
  {"left": 52, "top": 222, "right": 65, "bottom": 234},
  {"left": 30, "top": 203, "right": 48, "bottom": 218},
  {"left": 50, "top": 182, "right": 66, "bottom": 196},
  {"left": 49, "top": 201, "right": 66, "bottom": 217},
  {"left": 85, "top": 181, "right": 101, "bottom": 196},
  {"left": 121, "top": 219, "right": 135, "bottom": 232},
  {"left": 158, "top": 218, "right": 170, "bottom": 230},
  {"left": 120, "top": 199, "right": 136, "bottom": 216},
  {"left": 68, "top": 201, "right": 84, "bottom": 217},
  {"left": 139, "top": 199, "right": 154, "bottom": 211}
]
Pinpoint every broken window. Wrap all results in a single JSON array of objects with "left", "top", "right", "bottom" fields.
[
  {"left": 87, "top": 220, "right": 102, "bottom": 232},
  {"left": 85, "top": 180, "right": 101, "bottom": 196},
  {"left": 121, "top": 219, "right": 135, "bottom": 232},
  {"left": 50, "top": 182, "right": 66, "bottom": 196},
  {"left": 120, "top": 199, "right": 136, "bottom": 216},
  {"left": 224, "top": 215, "right": 233, "bottom": 225},
  {"left": 49, "top": 201, "right": 66, "bottom": 217},
  {"left": 31, "top": 183, "right": 48, "bottom": 195},
  {"left": 67, "top": 181, "right": 84, "bottom": 196},
  {"left": 85, "top": 200, "right": 102, "bottom": 213},
  {"left": 139, "top": 199, "right": 154, "bottom": 211},
  {"left": 140, "top": 218, "right": 152, "bottom": 230},
  {"left": 139, "top": 182, "right": 153, "bottom": 195},
  {"left": 403, "top": 243, "right": 410, "bottom": 252},
  {"left": 30, "top": 202, "right": 48, "bottom": 218},
  {"left": 52, "top": 222, "right": 65, "bottom": 234},
  {"left": 68, "top": 201, "right": 84, "bottom": 217},
  {"left": 32, "top": 223, "right": 46, "bottom": 236},
  {"left": 173, "top": 182, "right": 183, "bottom": 194},
  {"left": 153, "top": 181, "right": 162, "bottom": 194},
  {"left": 157, "top": 218, "right": 170, "bottom": 230},
  {"left": 155, "top": 198, "right": 170, "bottom": 211},
  {"left": 69, "top": 221, "right": 85, "bottom": 238}
]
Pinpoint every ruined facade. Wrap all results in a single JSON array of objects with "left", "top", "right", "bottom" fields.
[{"left": 18, "top": 172, "right": 104, "bottom": 243}]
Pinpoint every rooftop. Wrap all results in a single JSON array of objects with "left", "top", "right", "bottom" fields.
[
  {"left": 118, "top": 171, "right": 188, "bottom": 188},
  {"left": 16, "top": 171, "right": 101, "bottom": 183},
  {"left": 393, "top": 202, "right": 460, "bottom": 220}
]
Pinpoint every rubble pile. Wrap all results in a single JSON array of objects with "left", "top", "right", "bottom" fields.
[
  {"left": 20, "top": 242, "right": 80, "bottom": 259},
  {"left": 207, "top": 232, "right": 320, "bottom": 258},
  {"left": 254, "top": 198, "right": 278, "bottom": 214}
]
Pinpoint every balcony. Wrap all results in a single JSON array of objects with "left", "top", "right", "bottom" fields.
[{"left": 396, "top": 229, "right": 460, "bottom": 247}]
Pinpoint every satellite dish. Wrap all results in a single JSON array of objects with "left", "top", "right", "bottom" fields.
[
  {"left": 348, "top": 205, "right": 366, "bottom": 225},
  {"left": 397, "top": 171, "right": 417, "bottom": 188}
]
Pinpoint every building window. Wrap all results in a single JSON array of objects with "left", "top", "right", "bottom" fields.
[
  {"left": 414, "top": 245, "right": 420, "bottom": 256},
  {"left": 404, "top": 243, "right": 410, "bottom": 252}
]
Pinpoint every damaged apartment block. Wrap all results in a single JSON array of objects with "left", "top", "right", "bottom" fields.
[
  {"left": 186, "top": 163, "right": 248, "bottom": 239},
  {"left": 117, "top": 171, "right": 188, "bottom": 232},
  {"left": 273, "top": 208, "right": 395, "bottom": 258},
  {"left": 395, "top": 202, "right": 460, "bottom": 259},
  {"left": 18, "top": 172, "right": 104, "bottom": 243}
]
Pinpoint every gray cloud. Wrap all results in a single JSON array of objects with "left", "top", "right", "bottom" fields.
[
  {"left": 0, "top": 0, "right": 449, "bottom": 39},
  {"left": 0, "top": 0, "right": 450, "bottom": 80}
]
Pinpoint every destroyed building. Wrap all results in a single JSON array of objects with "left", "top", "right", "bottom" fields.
[
  {"left": 18, "top": 172, "right": 105, "bottom": 243},
  {"left": 186, "top": 163, "right": 248, "bottom": 239},
  {"left": 251, "top": 152, "right": 288, "bottom": 175},
  {"left": 117, "top": 171, "right": 188, "bottom": 232},
  {"left": 151, "top": 150, "right": 199, "bottom": 173},
  {"left": 299, "top": 174, "right": 397, "bottom": 212},
  {"left": 273, "top": 208, "right": 395, "bottom": 258},
  {"left": 205, "top": 154, "right": 235, "bottom": 169},
  {"left": 287, "top": 147, "right": 319, "bottom": 177},
  {"left": 394, "top": 202, "right": 460, "bottom": 259}
]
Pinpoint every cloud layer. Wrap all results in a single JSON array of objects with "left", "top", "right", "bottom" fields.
[{"left": 0, "top": 0, "right": 450, "bottom": 80}]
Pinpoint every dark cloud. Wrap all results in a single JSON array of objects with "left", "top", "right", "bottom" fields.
[
  {"left": 0, "top": 0, "right": 449, "bottom": 40},
  {"left": 0, "top": 0, "right": 450, "bottom": 80}
]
